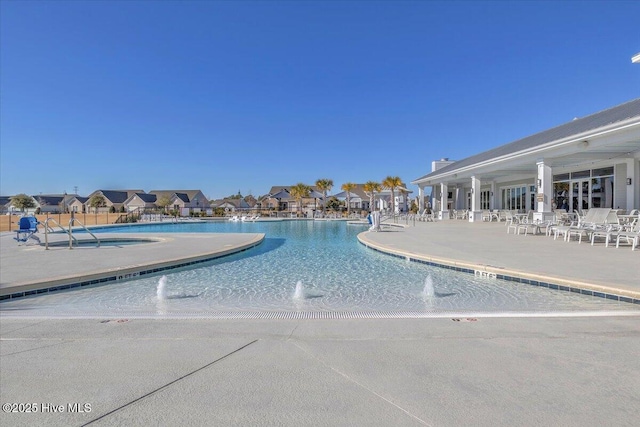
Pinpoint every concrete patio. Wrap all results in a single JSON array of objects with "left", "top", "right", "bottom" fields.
[{"left": 1, "top": 220, "right": 639, "bottom": 426}]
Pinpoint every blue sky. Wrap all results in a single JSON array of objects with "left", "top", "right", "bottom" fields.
[{"left": 1, "top": 1, "right": 638, "bottom": 200}]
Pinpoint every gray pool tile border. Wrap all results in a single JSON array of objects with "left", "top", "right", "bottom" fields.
[{"left": 360, "top": 242, "right": 640, "bottom": 305}]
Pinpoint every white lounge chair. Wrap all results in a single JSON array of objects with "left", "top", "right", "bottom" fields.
[
  {"left": 566, "top": 208, "right": 612, "bottom": 243},
  {"left": 590, "top": 223, "right": 622, "bottom": 247},
  {"left": 615, "top": 221, "right": 640, "bottom": 250}
]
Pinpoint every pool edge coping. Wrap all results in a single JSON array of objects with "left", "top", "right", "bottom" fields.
[{"left": 357, "top": 231, "right": 640, "bottom": 304}]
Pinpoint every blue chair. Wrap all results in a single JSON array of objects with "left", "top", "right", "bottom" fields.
[{"left": 15, "top": 216, "right": 41, "bottom": 245}]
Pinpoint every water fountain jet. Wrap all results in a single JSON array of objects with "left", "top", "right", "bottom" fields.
[
  {"left": 293, "top": 281, "right": 304, "bottom": 300},
  {"left": 422, "top": 274, "right": 435, "bottom": 298},
  {"left": 157, "top": 276, "right": 168, "bottom": 300}
]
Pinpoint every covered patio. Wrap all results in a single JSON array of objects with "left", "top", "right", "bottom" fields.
[{"left": 412, "top": 99, "right": 640, "bottom": 223}]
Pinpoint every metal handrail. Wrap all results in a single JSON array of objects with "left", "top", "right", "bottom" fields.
[
  {"left": 69, "top": 218, "right": 100, "bottom": 249},
  {"left": 43, "top": 218, "right": 77, "bottom": 250}
]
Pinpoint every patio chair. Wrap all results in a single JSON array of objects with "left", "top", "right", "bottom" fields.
[
  {"left": 545, "top": 210, "right": 566, "bottom": 237},
  {"left": 552, "top": 211, "right": 587, "bottom": 240},
  {"left": 516, "top": 211, "right": 540, "bottom": 235},
  {"left": 505, "top": 211, "right": 519, "bottom": 234},
  {"left": 590, "top": 223, "right": 622, "bottom": 247},
  {"left": 615, "top": 221, "right": 640, "bottom": 250},
  {"left": 14, "top": 216, "right": 41, "bottom": 245},
  {"left": 565, "top": 208, "right": 612, "bottom": 243}
]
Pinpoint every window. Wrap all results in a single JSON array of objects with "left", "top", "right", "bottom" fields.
[
  {"left": 554, "top": 167, "right": 614, "bottom": 211},
  {"left": 571, "top": 170, "right": 590, "bottom": 179},
  {"left": 480, "top": 190, "right": 490, "bottom": 210},
  {"left": 553, "top": 181, "right": 570, "bottom": 210},
  {"left": 501, "top": 185, "right": 528, "bottom": 211}
]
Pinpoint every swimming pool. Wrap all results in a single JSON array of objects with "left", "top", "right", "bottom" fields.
[{"left": 1, "top": 220, "right": 638, "bottom": 318}]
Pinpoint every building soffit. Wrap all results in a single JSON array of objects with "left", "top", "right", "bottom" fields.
[{"left": 413, "top": 115, "right": 640, "bottom": 187}]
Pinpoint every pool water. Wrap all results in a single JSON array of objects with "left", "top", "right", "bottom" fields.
[{"left": 2, "top": 220, "right": 638, "bottom": 318}]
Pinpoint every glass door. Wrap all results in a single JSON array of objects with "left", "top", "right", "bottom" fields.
[
  {"left": 590, "top": 177, "right": 614, "bottom": 209},
  {"left": 571, "top": 181, "right": 589, "bottom": 213}
]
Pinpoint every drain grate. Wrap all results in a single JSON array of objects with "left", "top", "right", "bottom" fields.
[{"left": 9, "top": 309, "right": 639, "bottom": 321}]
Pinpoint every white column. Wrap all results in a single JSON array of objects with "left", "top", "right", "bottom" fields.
[
  {"left": 490, "top": 182, "right": 496, "bottom": 210},
  {"left": 469, "top": 176, "right": 482, "bottom": 222},
  {"left": 439, "top": 183, "right": 449, "bottom": 220},
  {"left": 626, "top": 159, "right": 635, "bottom": 212},
  {"left": 453, "top": 186, "right": 459, "bottom": 209},
  {"left": 535, "top": 160, "right": 554, "bottom": 222},
  {"left": 418, "top": 187, "right": 424, "bottom": 212}
]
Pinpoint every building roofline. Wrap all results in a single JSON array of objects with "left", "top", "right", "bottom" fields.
[{"left": 412, "top": 98, "right": 640, "bottom": 184}]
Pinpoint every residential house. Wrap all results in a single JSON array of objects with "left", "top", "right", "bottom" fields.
[
  {"left": 212, "top": 198, "right": 252, "bottom": 214},
  {"left": 32, "top": 194, "right": 77, "bottom": 214},
  {"left": 333, "top": 184, "right": 412, "bottom": 213},
  {"left": 123, "top": 193, "right": 157, "bottom": 212},
  {"left": 262, "top": 186, "right": 324, "bottom": 215},
  {"left": 0, "top": 196, "right": 15, "bottom": 214},
  {"left": 149, "top": 190, "right": 209, "bottom": 215},
  {"left": 67, "top": 196, "right": 89, "bottom": 213},
  {"left": 86, "top": 190, "right": 144, "bottom": 213}
]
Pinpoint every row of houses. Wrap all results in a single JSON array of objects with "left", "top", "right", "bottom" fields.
[
  {"left": 2, "top": 184, "right": 416, "bottom": 216},
  {"left": 1, "top": 190, "right": 209, "bottom": 215}
]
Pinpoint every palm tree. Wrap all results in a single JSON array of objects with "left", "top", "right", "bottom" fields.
[
  {"left": 382, "top": 176, "right": 404, "bottom": 216},
  {"left": 315, "top": 178, "right": 333, "bottom": 216},
  {"left": 341, "top": 182, "right": 357, "bottom": 217},
  {"left": 363, "top": 181, "right": 381, "bottom": 212},
  {"left": 289, "top": 183, "right": 311, "bottom": 217}
]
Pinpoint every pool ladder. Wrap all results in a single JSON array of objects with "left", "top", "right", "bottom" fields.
[{"left": 43, "top": 218, "right": 100, "bottom": 250}]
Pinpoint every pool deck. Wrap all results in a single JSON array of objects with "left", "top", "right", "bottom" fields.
[
  {"left": 359, "top": 220, "right": 640, "bottom": 301},
  {"left": 1, "top": 220, "right": 639, "bottom": 426},
  {"left": 0, "top": 231, "right": 265, "bottom": 298}
]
